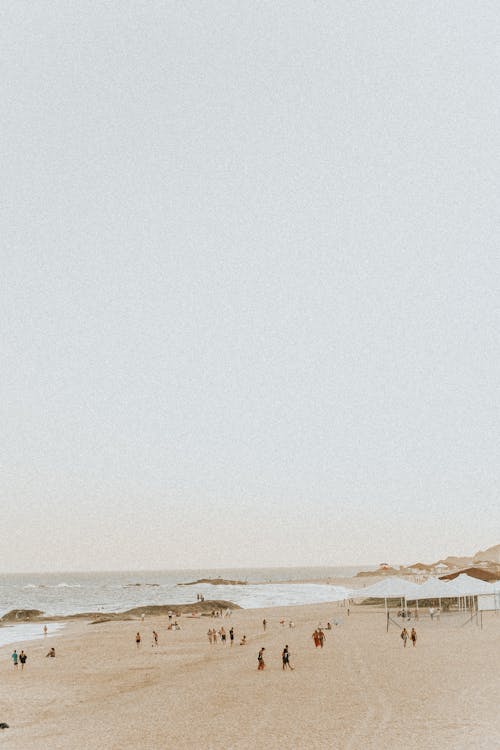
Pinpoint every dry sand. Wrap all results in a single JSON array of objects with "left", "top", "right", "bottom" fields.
[{"left": 1, "top": 602, "right": 499, "bottom": 749}]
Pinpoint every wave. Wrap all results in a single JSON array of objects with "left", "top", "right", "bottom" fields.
[
  {"left": 54, "top": 583, "right": 82, "bottom": 589},
  {"left": 22, "top": 583, "right": 82, "bottom": 590}
]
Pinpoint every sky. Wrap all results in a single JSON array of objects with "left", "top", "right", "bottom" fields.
[{"left": 1, "top": 2, "right": 499, "bottom": 572}]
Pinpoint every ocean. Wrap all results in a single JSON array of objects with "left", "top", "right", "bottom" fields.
[{"left": 0, "top": 566, "right": 372, "bottom": 618}]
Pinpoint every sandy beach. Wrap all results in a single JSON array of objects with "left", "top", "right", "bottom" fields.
[{"left": 1, "top": 601, "right": 499, "bottom": 749}]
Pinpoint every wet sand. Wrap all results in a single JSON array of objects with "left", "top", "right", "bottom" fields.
[{"left": 1, "top": 602, "right": 498, "bottom": 749}]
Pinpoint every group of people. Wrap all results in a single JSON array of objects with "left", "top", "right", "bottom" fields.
[
  {"left": 398, "top": 609, "right": 418, "bottom": 621},
  {"left": 312, "top": 628, "right": 326, "bottom": 648},
  {"left": 400, "top": 627, "right": 417, "bottom": 647},
  {"left": 257, "top": 645, "right": 294, "bottom": 671},
  {"left": 207, "top": 627, "right": 246, "bottom": 645},
  {"left": 10, "top": 650, "right": 27, "bottom": 669}
]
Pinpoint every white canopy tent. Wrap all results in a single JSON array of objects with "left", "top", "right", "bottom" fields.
[
  {"left": 445, "top": 574, "right": 495, "bottom": 596},
  {"left": 348, "top": 574, "right": 500, "bottom": 630},
  {"left": 414, "top": 577, "right": 460, "bottom": 599},
  {"left": 349, "top": 577, "right": 423, "bottom": 629},
  {"left": 350, "top": 577, "right": 422, "bottom": 600}
]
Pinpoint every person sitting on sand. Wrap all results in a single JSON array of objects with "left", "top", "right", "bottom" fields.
[
  {"left": 257, "top": 647, "right": 265, "bottom": 670},
  {"left": 46, "top": 647, "right": 56, "bottom": 658},
  {"left": 240, "top": 635, "right": 247, "bottom": 645}
]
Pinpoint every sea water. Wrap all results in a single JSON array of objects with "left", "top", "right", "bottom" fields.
[
  {"left": 0, "top": 622, "right": 64, "bottom": 649},
  {"left": 0, "top": 566, "right": 373, "bottom": 619}
]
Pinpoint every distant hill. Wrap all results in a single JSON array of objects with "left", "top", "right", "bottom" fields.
[
  {"left": 433, "top": 555, "right": 473, "bottom": 568},
  {"left": 473, "top": 543, "right": 500, "bottom": 564}
]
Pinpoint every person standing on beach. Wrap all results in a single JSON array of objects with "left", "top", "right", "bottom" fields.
[
  {"left": 312, "top": 630, "right": 320, "bottom": 648},
  {"left": 282, "top": 645, "right": 294, "bottom": 670},
  {"left": 410, "top": 628, "right": 417, "bottom": 647},
  {"left": 207, "top": 629, "right": 213, "bottom": 644},
  {"left": 152, "top": 630, "right": 158, "bottom": 647},
  {"left": 219, "top": 627, "right": 226, "bottom": 645},
  {"left": 318, "top": 629, "right": 326, "bottom": 648},
  {"left": 43, "top": 625, "right": 48, "bottom": 636},
  {"left": 229, "top": 627, "right": 234, "bottom": 646},
  {"left": 135, "top": 632, "right": 141, "bottom": 648},
  {"left": 11, "top": 650, "right": 18, "bottom": 669},
  {"left": 257, "top": 647, "right": 266, "bottom": 670},
  {"left": 401, "top": 628, "right": 409, "bottom": 647},
  {"left": 262, "top": 619, "right": 266, "bottom": 631},
  {"left": 19, "top": 651, "right": 27, "bottom": 670}
]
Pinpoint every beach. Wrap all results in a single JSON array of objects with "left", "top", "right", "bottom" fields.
[{"left": 1, "top": 601, "right": 499, "bottom": 749}]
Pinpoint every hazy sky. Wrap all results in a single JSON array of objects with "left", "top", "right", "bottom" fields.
[{"left": 2, "top": 2, "right": 499, "bottom": 572}]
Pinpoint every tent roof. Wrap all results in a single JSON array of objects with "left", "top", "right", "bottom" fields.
[
  {"left": 351, "top": 576, "right": 422, "bottom": 599},
  {"left": 444, "top": 573, "right": 494, "bottom": 596},
  {"left": 413, "top": 577, "right": 460, "bottom": 599}
]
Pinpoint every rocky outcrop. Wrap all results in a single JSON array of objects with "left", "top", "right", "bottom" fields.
[
  {"left": 0, "top": 609, "right": 44, "bottom": 622},
  {"left": 178, "top": 578, "right": 247, "bottom": 586}
]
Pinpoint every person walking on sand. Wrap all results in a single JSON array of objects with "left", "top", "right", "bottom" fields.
[
  {"left": 312, "top": 629, "right": 320, "bottom": 648},
  {"left": 11, "top": 650, "right": 18, "bottom": 669},
  {"left": 282, "top": 645, "right": 294, "bottom": 670},
  {"left": 207, "top": 628, "right": 213, "bottom": 645},
  {"left": 318, "top": 629, "right": 326, "bottom": 648},
  {"left": 19, "top": 651, "right": 27, "bottom": 670},
  {"left": 220, "top": 627, "right": 226, "bottom": 645},
  {"left": 135, "top": 632, "right": 141, "bottom": 648},
  {"left": 410, "top": 628, "right": 417, "bottom": 647},
  {"left": 229, "top": 627, "right": 234, "bottom": 646},
  {"left": 401, "top": 628, "right": 409, "bottom": 648},
  {"left": 152, "top": 630, "right": 158, "bottom": 647},
  {"left": 262, "top": 619, "right": 266, "bottom": 631},
  {"left": 43, "top": 625, "right": 48, "bottom": 636},
  {"left": 257, "top": 647, "right": 266, "bottom": 670}
]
